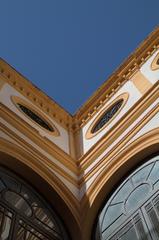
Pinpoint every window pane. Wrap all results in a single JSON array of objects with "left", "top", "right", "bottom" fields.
[
  {"left": 18, "top": 221, "right": 50, "bottom": 240},
  {"left": 92, "top": 100, "right": 123, "bottom": 133},
  {"left": 120, "top": 227, "right": 138, "bottom": 240},
  {"left": 146, "top": 206, "right": 159, "bottom": 237},
  {"left": 4, "top": 191, "right": 32, "bottom": 217},
  {"left": 125, "top": 184, "right": 150, "bottom": 213},
  {"left": 34, "top": 207, "right": 55, "bottom": 230},
  {"left": 1, "top": 211, "right": 12, "bottom": 240}
]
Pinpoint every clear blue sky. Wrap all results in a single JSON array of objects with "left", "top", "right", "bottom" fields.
[{"left": 0, "top": 0, "right": 159, "bottom": 114}]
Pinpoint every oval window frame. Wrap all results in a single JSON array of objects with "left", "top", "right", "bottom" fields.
[
  {"left": 86, "top": 92, "right": 129, "bottom": 139},
  {"left": 11, "top": 96, "right": 60, "bottom": 136},
  {"left": 151, "top": 52, "right": 159, "bottom": 71}
]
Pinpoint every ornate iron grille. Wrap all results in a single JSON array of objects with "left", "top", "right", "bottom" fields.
[
  {"left": 92, "top": 99, "right": 123, "bottom": 133},
  {"left": 17, "top": 103, "right": 54, "bottom": 132},
  {"left": 0, "top": 168, "right": 68, "bottom": 240}
]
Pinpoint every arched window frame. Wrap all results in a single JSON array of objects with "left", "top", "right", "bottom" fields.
[
  {"left": 0, "top": 167, "right": 69, "bottom": 240},
  {"left": 94, "top": 154, "right": 159, "bottom": 240}
]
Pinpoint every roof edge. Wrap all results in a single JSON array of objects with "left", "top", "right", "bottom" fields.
[
  {"left": 74, "top": 26, "right": 159, "bottom": 128},
  {"left": 0, "top": 58, "right": 73, "bottom": 129}
]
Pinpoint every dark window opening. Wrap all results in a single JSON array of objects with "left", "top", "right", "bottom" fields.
[
  {"left": 92, "top": 99, "right": 123, "bottom": 133},
  {"left": 17, "top": 103, "right": 54, "bottom": 132}
]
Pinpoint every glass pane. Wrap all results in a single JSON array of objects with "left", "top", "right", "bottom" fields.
[
  {"left": 101, "top": 203, "right": 123, "bottom": 232},
  {"left": 17, "top": 104, "right": 54, "bottom": 132},
  {"left": 135, "top": 219, "right": 149, "bottom": 240},
  {"left": 17, "top": 225, "right": 25, "bottom": 240},
  {"left": 148, "top": 161, "right": 159, "bottom": 186},
  {"left": 109, "top": 221, "right": 138, "bottom": 240},
  {"left": 34, "top": 207, "right": 55, "bottom": 229},
  {"left": 18, "top": 222, "right": 50, "bottom": 240},
  {"left": 132, "top": 163, "right": 154, "bottom": 185},
  {"left": 92, "top": 99, "right": 123, "bottom": 133},
  {"left": 4, "top": 191, "right": 32, "bottom": 217},
  {"left": 0, "top": 173, "right": 20, "bottom": 192},
  {"left": 125, "top": 184, "right": 151, "bottom": 213},
  {"left": 120, "top": 227, "right": 138, "bottom": 240},
  {"left": 0, "top": 214, "right": 3, "bottom": 225},
  {"left": 147, "top": 208, "right": 159, "bottom": 237},
  {"left": 1, "top": 212, "right": 12, "bottom": 240},
  {"left": 112, "top": 180, "right": 133, "bottom": 204},
  {"left": 0, "top": 180, "right": 6, "bottom": 193}
]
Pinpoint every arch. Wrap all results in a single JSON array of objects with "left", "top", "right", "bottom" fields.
[
  {"left": 0, "top": 138, "right": 81, "bottom": 240},
  {"left": 81, "top": 128, "right": 159, "bottom": 240}
]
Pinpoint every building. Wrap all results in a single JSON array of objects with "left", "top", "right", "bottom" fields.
[{"left": 0, "top": 27, "right": 159, "bottom": 240}]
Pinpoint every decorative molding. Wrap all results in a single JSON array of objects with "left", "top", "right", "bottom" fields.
[
  {"left": 0, "top": 62, "right": 72, "bottom": 130},
  {"left": 74, "top": 27, "right": 159, "bottom": 128},
  {"left": 0, "top": 139, "right": 81, "bottom": 229},
  {"left": 0, "top": 123, "right": 78, "bottom": 187},
  {"left": 80, "top": 102, "right": 159, "bottom": 186},
  {"left": 0, "top": 78, "right": 5, "bottom": 91},
  {"left": 131, "top": 70, "right": 152, "bottom": 94},
  {"left": 0, "top": 27, "right": 159, "bottom": 132},
  {"left": 151, "top": 52, "right": 159, "bottom": 70},
  {"left": 0, "top": 103, "right": 78, "bottom": 173},
  {"left": 79, "top": 81, "right": 159, "bottom": 170},
  {"left": 80, "top": 129, "right": 159, "bottom": 240}
]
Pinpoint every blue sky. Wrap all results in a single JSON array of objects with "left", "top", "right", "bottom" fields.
[{"left": 0, "top": 0, "right": 159, "bottom": 114}]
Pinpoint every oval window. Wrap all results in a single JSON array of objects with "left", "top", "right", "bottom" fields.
[
  {"left": 92, "top": 99, "right": 123, "bottom": 134},
  {"left": 17, "top": 103, "right": 54, "bottom": 132},
  {"left": 11, "top": 96, "right": 60, "bottom": 136},
  {"left": 86, "top": 93, "right": 128, "bottom": 139}
]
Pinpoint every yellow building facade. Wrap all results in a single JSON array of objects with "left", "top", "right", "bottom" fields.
[{"left": 0, "top": 27, "right": 159, "bottom": 240}]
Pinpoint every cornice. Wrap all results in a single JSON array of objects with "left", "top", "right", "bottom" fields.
[
  {"left": 0, "top": 27, "right": 159, "bottom": 132},
  {"left": 0, "top": 60, "right": 73, "bottom": 130},
  {"left": 74, "top": 26, "right": 159, "bottom": 129}
]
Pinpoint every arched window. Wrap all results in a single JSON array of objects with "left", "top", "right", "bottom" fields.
[
  {"left": 95, "top": 154, "right": 159, "bottom": 240},
  {"left": 0, "top": 167, "right": 69, "bottom": 239}
]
